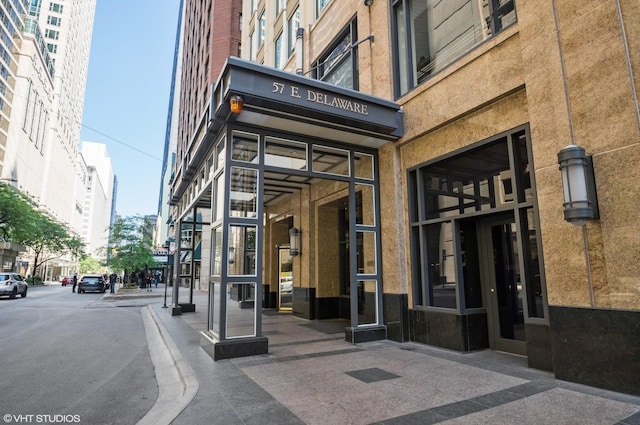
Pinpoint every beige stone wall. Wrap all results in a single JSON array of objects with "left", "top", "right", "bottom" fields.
[{"left": 519, "top": 0, "right": 640, "bottom": 309}]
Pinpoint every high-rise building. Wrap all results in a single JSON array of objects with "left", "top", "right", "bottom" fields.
[
  {"left": 167, "top": 0, "right": 640, "bottom": 397},
  {"left": 1, "top": 0, "right": 98, "bottom": 278}
]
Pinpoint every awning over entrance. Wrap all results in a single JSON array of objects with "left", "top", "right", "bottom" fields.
[
  {"left": 172, "top": 57, "right": 404, "bottom": 206},
  {"left": 212, "top": 57, "right": 404, "bottom": 146}
]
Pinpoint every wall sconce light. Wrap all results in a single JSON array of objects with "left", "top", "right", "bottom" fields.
[
  {"left": 557, "top": 144, "right": 599, "bottom": 226},
  {"left": 230, "top": 95, "right": 244, "bottom": 113},
  {"left": 364, "top": 0, "right": 374, "bottom": 6},
  {"left": 289, "top": 227, "right": 300, "bottom": 257},
  {"left": 228, "top": 246, "right": 235, "bottom": 264}
]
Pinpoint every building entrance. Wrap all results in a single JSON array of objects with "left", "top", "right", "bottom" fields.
[
  {"left": 478, "top": 214, "right": 526, "bottom": 355},
  {"left": 277, "top": 246, "right": 293, "bottom": 311}
]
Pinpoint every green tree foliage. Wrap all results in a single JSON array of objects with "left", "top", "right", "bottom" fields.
[
  {"left": 105, "top": 216, "right": 155, "bottom": 282},
  {"left": 19, "top": 213, "right": 85, "bottom": 278},
  {"left": 0, "top": 182, "right": 37, "bottom": 240},
  {"left": 80, "top": 256, "right": 102, "bottom": 274},
  {"left": 0, "top": 182, "right": 85, "bottom": 277}
]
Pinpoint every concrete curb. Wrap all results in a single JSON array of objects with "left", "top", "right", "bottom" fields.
[{"left": 137, "top": 306, "right": 199, "bottom": 425}]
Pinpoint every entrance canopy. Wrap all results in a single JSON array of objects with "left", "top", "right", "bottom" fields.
[
  {"left": 172, "top": 57, "right": 404, "bottom": 207},
  {"left": 214, "top": 57, "right": 404, "bottom": 145}
]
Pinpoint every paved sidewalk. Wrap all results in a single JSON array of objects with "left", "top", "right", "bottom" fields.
[{"left": 118, "top": 289, "right": 640, "bottom": 425}]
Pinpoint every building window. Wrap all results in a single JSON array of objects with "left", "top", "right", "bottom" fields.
[
  {"left": 47, "top": 16, "right": 62, "bottom": 26},
  {"left": 312, "top": 21, "right": 358, "bottom": 90},
  {"left": 287, "top": 7, "right": 300, "bottom": 56},
  {"left": 45, "top": 29, "right": 59, "bottom": 40},
  {"left": 47, "top": 43, "right": 57, "bottom": 54},
  {"left": 258, "top": 10, "right": 266, "bottom": 47},
  {"left": 392, "top": 0, "right": 517, "bottom": 97},
  {"left": 49, "top": 3, "right": 63, "bottom": 13},
  {"left": 316, "top": 0, "right": 331, "bottom": 17},
  {"left": 275, "top": 32, "right": 283, "bottom": 69},
  {"left": 249, "top": 30, "right": 256, "bottom": 61},
  {"left": 275, "top": 0, "right": 285, "bottom": 16},
  {"left": 408, "top": 126, "right": 543, "bottom": 318}
]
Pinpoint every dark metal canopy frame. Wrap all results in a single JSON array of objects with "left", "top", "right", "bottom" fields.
[{"left": 171, "top": 58, "right": 404, "bottom": 360}]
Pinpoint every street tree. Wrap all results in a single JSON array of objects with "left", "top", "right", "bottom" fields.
[
  {"left": 0, "top": 182, "right": 37, "bottom": 240},
  {"left": 105, "top": 215, "right": 155, "bottom": 283},
  {"left": 80, "top": 256, "right": 102, "bottom": 274},
  {"left": 17, "top": 213, "right": 85, "bottom": 278}
]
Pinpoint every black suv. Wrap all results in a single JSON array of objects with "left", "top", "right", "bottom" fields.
[{"left": 77, "top": 274, "right": 106, "bottom": 293}]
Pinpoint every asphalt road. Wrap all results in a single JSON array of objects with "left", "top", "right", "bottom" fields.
[{"left": 0, "top": 284, "right": 157, "bottom": 425}]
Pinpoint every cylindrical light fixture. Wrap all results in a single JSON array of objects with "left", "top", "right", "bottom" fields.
[
  {"left": 289, "top": 227, "right": 300, "bottom": 256},
  {"left": 557, "top": 144, "right": 597, "bottom": 226}
]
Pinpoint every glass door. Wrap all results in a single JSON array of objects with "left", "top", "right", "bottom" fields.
[
  {"left": 278, "top": 247, "right": 293, "bottom": 311},
  {"left": 480, "top": 214, "right": 527, "bottom": 356}
]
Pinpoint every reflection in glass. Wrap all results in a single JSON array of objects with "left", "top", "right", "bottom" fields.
[
  {"left": 354, "top": 152, "right": 374, "bottom": 180},
  {"left": 226, "top": 283, "right": 256, "bottom": 338},
  {"left": 216, "top": 136, "right": 226, "bottom": 170},
  {"left": 522, "top": 208, "right": 543, "bottom": 318},
  {"left": 422, "top": 140, "right": 513, "bottom": 219},
  {"left": 278, "top": 247, "right": 293, "bottom": 311},
  {"left": 312, "top": 145, "right": 349, "bottom": 176},
  {"left": 459, "top": 221, "right": 483, "bottom": 309},
  {"left": 213, "top": 176, "right": 224, "bottom": 222},
  {"left": 355, "top": 184, "right": 375, "bottom": 226},
  {"left": 211, "top": 227, "right": 222, "bottom": 276},
  {"left": 356, "top": 231, "right": 376, "bottom": 275},
  {"left": 491, "top": 222, "right": 525, "bottom": 341},
  {"left": 357, "top": 280, "right": 377, "bottom": 325},
  {"left": 209, "top": 281, "right": 220, "bottom": 338},
  {"left": 426, "top": 222, "right": 456, "bottom": 308},
  {"left": 232, "top": 131, "right": 259, "bottom": 163},
  {"left": 228, "top": 225, "right": 257, "bottom": 276},
  {"left": 265, "top": 136, "right": 307, "bottom": 170},
  {"left": 230, "top": 167, "right": 257, "bottom": 218}
]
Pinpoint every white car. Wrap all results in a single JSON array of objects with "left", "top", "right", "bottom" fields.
[{"left": 0, "top": 273, "right": 28, "bottom": 299}]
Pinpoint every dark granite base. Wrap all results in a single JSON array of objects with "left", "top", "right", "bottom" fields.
[
  {"left": 549, "top": 306, "right": 640, "bottom": 396},
  {"left": 525, "top": 323, "right": 552, "bottom": 371},
  {"left": 179, "top": 303, "right": 196, "bottom": 313},
  {"left": 201, "top": 331, "right": 268, "bottom": 361},
  {"left": 292, "top": 287, "right": 316, "bottom": 319},
  {"left": 409, "top": 309, "right": 489, "bottom": 352},
  {"left": 384, "top": 293, "right": 409, "bottom": 342},
  {"left": 345, "top": 325, "right": 387, "bottom": 343},
  {"left": 171, "top": 305, "right": 182, "bottom": 316}
]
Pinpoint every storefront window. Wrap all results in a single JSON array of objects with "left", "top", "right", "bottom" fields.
[
  {"left": 312, "top": 145, "right": 349, "bottom": 176},
  {"left": 229, "top": 167, "right": 257, "bottom": 218},
  {"left": 356, "top": 231, "right": 376, "bottom": 275},
  {"left": 231, "top": 131, "right": 259, "bottom": 163},
  {"left": 265, "top": 136, "right": 307, "bottom": 169},
  {"left": 355, "top": 184, "right": 375, "bottom": 226},
  {"left": 227, "top": 225, "right": 256, "bottom": 276},
  {"left": 226, "top": 282, "right": 256, "bottom": 338},
  {"left": 354, "top": 152, "right": 374, "bottom": 180}
]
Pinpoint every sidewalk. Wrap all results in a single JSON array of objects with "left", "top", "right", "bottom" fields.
[{"left": 115, "top": 288, "right": 640, "bottom": 425}]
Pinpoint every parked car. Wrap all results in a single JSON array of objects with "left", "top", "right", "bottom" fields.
[
  {"left": 77, "top": 274, "right": 106, "bottom": 294},
  {"left": 0, "top": 273, "right": 28, "bottom": 299},
  {"left": 60, "top": 276, "right": 74, "bottom": 286}
]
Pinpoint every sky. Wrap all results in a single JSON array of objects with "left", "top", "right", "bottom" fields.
[{"left": 80, "top": 1, "right": 181, "bottom": 217}]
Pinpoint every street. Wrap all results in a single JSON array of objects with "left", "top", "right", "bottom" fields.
[{"left": 0, "top": 284, "right": 157, "bottom": 425}]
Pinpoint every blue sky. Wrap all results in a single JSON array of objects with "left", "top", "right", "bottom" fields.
[{"left": 80, "top": 1, "right": 181, "bottom": 217}]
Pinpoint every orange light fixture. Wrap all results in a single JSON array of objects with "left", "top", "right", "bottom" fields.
[{"left": 230, "top": 95, "right": 244, "bottom": 113}]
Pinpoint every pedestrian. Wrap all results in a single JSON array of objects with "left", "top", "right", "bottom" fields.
[
  {"left": 153, "top": 272, "right": 159, "bottom": 288},
  {"left": 109, "top": 272, "right": 117, "bottom": 293},
  {"left": 145, "top": 273, "right": 152, "bottom": 292},
  {"left": 72, "top": 274, "right": 77, "bottom": 293}
]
